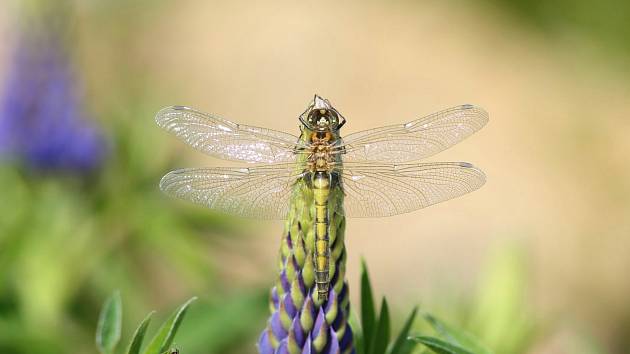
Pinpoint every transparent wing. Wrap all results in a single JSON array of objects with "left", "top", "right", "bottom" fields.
[
  {"left": 159, "top": 164, "right": 306, "bottom": 219},
  {"left": 156, "top": 106, "right": 307, "bottom": 163},
  {"left": 339, "top": 105, "right": 488, "bottom": 163},
  {"left": 339, "top": 161, "right": 486, "bottom": 217}
]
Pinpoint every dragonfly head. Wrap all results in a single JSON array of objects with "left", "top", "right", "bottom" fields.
[{"left": 299, "top": 94, "right": 346, "bottom": 132}]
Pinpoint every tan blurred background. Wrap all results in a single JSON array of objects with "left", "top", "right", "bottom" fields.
[
  {"left": 135, "top": 0, "right": 630, "bottom": 347},
  {"left": 1, "top": 0, "right": 629, "bottom": 353}
]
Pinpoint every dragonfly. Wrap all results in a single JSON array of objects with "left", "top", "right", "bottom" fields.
[{"left": 156, "top": 95, "right": 487, "bottom": 300}]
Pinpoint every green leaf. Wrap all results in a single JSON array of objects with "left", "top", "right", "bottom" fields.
[
  {"left": 127, "top": 311, "right": 155, "bottom": 354},
  {"left": 410, "top": 336, "right": 474, "bottom": 354},
  {"left": 174, "top": 290, "right": 268, "bottom": 354},
  {"left": 468, "top": 244, "right": 534, "bottom": 353},
  {"left": 142, "top": 297, "right": 197, "bottom": 354},
  {"left": 423, "top": 313, "right": 493, "bottom": 354},
  {"left": 387, "top": 306, "right": 418, "bottom": 354},
  {"left": 96, "top": 291, "right": 123, "bottom": 354},
  {"left": 361, "top": 260, "right": 376, "bottom": 354},
  {"left": 370, "top": 298, "right": 390, "bottom": 354},
  {"left": 352, "top": 313, "right": 365, "bottom": 354}
]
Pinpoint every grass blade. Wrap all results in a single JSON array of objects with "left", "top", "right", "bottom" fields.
[
  {"left": 96, "top": 291, "right": 123, "bottom": 354},
  {"left": 142, "top": 297, "right": 197, "bottom": 354}
]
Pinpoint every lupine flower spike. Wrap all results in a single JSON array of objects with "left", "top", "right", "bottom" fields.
[
  {"left": 0, "top": 21, "right": 105, "bottom": 172},
  {"left": 257, "top": 173, "right": 354, "bottom": 354}
]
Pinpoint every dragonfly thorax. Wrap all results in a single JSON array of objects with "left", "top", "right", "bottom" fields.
[
  {"left": 311, "top": 130, "right": 333, "bottom": 143},
  {"left": 307, "top": 136, "right": 336, "bottom": 173}
]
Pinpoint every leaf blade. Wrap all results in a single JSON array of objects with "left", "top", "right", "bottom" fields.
[
  {"left": 142, "top": 297, "right": 197, "bottom": 354},
  {"left": 410, "top": 336, "right": 475, "bottom": 354},
  {"left": 388, "top": 306, "right": 418, "bottom": 354},
  {"left": 361, "top": 260, "right": 376, "bottom": 354},
  {"left": 127, "top": 311, "right": 155, "bottom": 354},
  {"left": 370, "top": 298, "right": 390, "bottom": 354},
  {"left": 96, "top": 291, "right": 123, "bottom": 354},
  {"left": 423, "top": 313, "right": 493, "bottom": 354}
]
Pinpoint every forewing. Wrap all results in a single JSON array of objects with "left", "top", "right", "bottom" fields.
[
  {"left": 156, "top": 106, "right": 305, "bottom": 163},
  {"left": 159, "top": 164, "right": 305, "bottom": 219},
  {"left": 340, "top": 105, "right": 488, "bottom": 163},
  {"left": 339, "top": 161, "right": 486, "bottom": 217}
]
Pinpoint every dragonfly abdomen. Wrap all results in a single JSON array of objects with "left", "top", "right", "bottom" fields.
[{"left": 312, "top": 171, "right": 331, "bottom": 300}]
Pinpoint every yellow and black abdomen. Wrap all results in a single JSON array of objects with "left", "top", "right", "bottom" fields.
[{"left": 312, "top": 171, "right": 331, "bottom": 300}]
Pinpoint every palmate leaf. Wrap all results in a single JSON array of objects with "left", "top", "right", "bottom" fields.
[
  {"left": 96, "top": 291, "right": 122, "bottom": 354},
  {"left": 142, "top": 297, "right": 197, "bottom": 354}
]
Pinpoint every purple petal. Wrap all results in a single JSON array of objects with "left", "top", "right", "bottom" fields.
[
  {"left": 297, "top": 271, "right": 307, "bottom": 295},
  {"left": 280, "top": 270, "right": 291, "bottom": 293},
  {"left": 276, "top": 340, "right": 290, "bottom": 354},
  {"left": 283, "top": 293, "right": 297, "bottom": 318},
  {"left": 324, "top": 329, "right": 340, "bottom": 354},
  {"left": 271, "top": 312, "right": 288, "bottom": 339},
  {"left": 312, "top": 308, "right": 326, "bottom": 338},
  {"left": 272, "top": 287, "right": 280, "bottom": 309},
  {"left": 301, "top": 337, "right": 312, "bottom": 354},
  {"left": 290, "top": 316, "right": 305, "bottom": 347},
  {"left": 257, "top": 330, "right": 274, "bottom": 354}
]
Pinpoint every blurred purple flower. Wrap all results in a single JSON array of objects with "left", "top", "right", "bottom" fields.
[{"left": 0, "top": 27, "right": 105, "bottom": 172}]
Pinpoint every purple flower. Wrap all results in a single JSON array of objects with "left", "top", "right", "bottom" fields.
[
  {"left": 258, "top": 195, "right": 355, "bottom": 354},
  {"left": 0, "top": 25, "right": 105, "bottom": 172}
]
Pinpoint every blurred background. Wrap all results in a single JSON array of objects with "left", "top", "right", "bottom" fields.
[{"left": 0, "top": 0, "right": 629, "bottom": 353}]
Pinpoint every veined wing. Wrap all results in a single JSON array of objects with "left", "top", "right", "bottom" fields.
[
  {"left": 339, "top": 105, "right": 488, "bottom": 163},
  {"left": 160, "top": 164, "right": 305, "bottom": 219},
  {"left": 339, "top": 161, "right": 485, "bottom": 217},
  {"left": 156, "top": 106, "right": 307, "bottom": 163}
]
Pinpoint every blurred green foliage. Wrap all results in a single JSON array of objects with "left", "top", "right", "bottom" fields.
[
  {"left": 0, "top": 1, "right": 270, "bottom": 353},
  {"left": 354, "top": 262, "right": 493, "bottom": 354},
  {"left": 0, "top": 2, "right": 269, "bottom": 353},
  {"left": 96, "top": 292, "right": 123, "bottom": 354},
  {"left": 487, "top": 0, "right": 630, "bottom": 63},
  {"left": 0, "top": 98, "right": 269, "bottom": 353},
  {"left": 0, "top": 107, "right": 268, "bottom": 353},
  {"left": 411, "top": 244, "right": 537, "bottom": 354}
]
